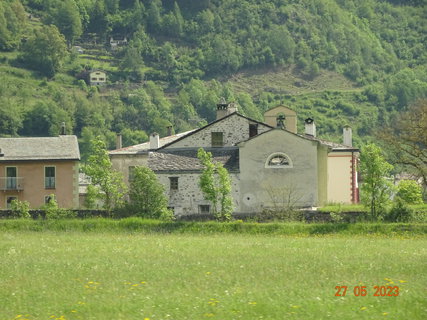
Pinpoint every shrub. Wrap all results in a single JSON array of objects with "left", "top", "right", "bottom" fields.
[
  {"left": 396, "top": 180, "right": 423, "bottom": 204},
  {"left": 385, "top": 197, "right": 413, "bottom": 222},
  {"left": 43, "top": 195, "right": 77, "bottom": 219},
  {"left": 10, "top": 199, "right": 30, "bottom": 219}
]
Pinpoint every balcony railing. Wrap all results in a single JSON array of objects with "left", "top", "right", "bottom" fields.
[
  {"left": 45, "top": 177, "right": 56, "bottom": 189},
  {"left": 0, "top": 177, "right": 24, "bottom": 191}
]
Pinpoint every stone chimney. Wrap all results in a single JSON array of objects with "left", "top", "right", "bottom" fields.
[
  {"left": 166, "top": 126, "right": 173, "bottom": 136},
  {"left": 150, "top": 133, "right": 160, "bottom": 149},
  {"left": 116, "top": 134, "right": 122, "bottom": 149},
  {"left": 304, "top": 118, "right": 316, "bottom": 137},
  {"left": 343, "top": 126, "right": 352, "bottom": 147},
  {"left": 60, "top": 122, "right": 66, "bottom": 135},
  {"left": 216, "top": 102, "right": 238, "bottom": 120}
]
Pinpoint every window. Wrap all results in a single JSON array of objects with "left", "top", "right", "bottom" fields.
[
  {"left": 45, "top": 167, "right": 56, "bottom": 189},
  {"left": 211, "top": 132, "right": 223, "bottom": 147},
  {"left": 169, "top": 177, "right": 178, "bottom": 191},
  {"left": 6, "top": 167, "right": 17, "bottom": 190},
  {"left": 128, "top": 166, "right": 136, "bottom": 182},
  {"left": 265, "top": 153, "right": 293, "bottom": 168},
  {"left": 199, "top": 205, "right": 210, "bottom": 214},
  {"left": 249, "top": 124, "right": 258, "bottom": 137},
  {"left": 6, "top": 196, "right": 17, "bottom": 209}
]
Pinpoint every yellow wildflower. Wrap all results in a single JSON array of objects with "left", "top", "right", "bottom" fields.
[
  {"left": 248, "top": 301, "right": 257, "bottom": 305},
  {"left": 398, "top": 280, "right": 407, "bottom": 283},
  {"left": 382, "top": 312, "right": 388, "bottom": 316},
  {"left": 360, "top": 307, "right": 367, "bottom": 311}
]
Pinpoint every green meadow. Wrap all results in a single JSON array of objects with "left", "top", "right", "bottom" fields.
[{"left": 0, "top": 223, "right": 426, "bottom": 320}]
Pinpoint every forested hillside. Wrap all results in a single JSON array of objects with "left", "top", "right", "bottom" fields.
[{"left": 0, "top": 0, "right": 426, "bottom": 160}]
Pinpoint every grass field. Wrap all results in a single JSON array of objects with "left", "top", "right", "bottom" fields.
[{"left": 1, "top": 229, "right": 426, "bottom": 320}]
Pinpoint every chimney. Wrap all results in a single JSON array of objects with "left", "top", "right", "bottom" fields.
[
  {"left": 343, "top": 126, "right": 352, "bottom": 146},
  {"left": 60, "top": 122, "right": 66, "bottom": 135},
  {"left": 166, "top": 126, "right": 173, "bottom": 136},
  {"left": 150, "top": 132, "right": 160, "bottom": 149},
  {"left": 116, "top": 134, "right": 122, "bottom": 149},
  {"left": 305, "top": 118, "right": 316, "bottom": 137},
  {"left": 0, "top": 148, "right": 4, "bottom": 157},
  {"left": 216, "top": 102, "right": 238, "bottom": 120}
]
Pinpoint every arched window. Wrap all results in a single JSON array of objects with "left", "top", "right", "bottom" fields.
[{"left": 265, "top": 153, "right": 293, "bottom": 168}]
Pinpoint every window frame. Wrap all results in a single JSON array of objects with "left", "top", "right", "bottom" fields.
[
  {"left": 169, "top": 177, "right": 179, "bottom": 191},
  {"left": 265, "top": 153, "right": 293, "bottom": 168},
  {"left": 199, "top": 204, "right": 210, "bottom": 214},
  {"left": 211, "top": 132, "right": 224, "bottom": 147},
  {"left": 5, "top": 166, "right": 17, "bottom": 190},
  {"left": 44, "top": 166, "right": 56, "bottom": 189}
]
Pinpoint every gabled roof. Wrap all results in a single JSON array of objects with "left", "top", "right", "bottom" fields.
[
  {"left": 158, "top": 112, "right": 273, "bottom": 150},
  {"left": 109, "top": 130, "right": 196, "bottom": 155},
  {"left": 0, "top": 136, "right": 80, "bottom": 161},
  {"left": 148, "top": 148, "right": 240, "bottom": 173}
]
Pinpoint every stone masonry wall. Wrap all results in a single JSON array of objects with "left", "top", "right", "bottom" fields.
[{"left": 164, "top": 114, "right": 271, "bottom": 149}]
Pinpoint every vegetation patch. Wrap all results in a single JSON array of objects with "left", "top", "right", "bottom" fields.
[{"left": 0, "top": 232, "right": 425, "bottom": 319}]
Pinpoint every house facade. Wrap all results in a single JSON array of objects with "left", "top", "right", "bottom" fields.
[
  {"left": 89, "top": 70, "right": 107, "bottom": 86},
  {"left": 110, "top": 104, "right": 359, "bottom": 217},
  {"left": 0, "top": 136, "right": 80, "bottom": 209}
]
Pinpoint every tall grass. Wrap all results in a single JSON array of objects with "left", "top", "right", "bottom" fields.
[
  {"left": 0, "top": 231, "right": 425, "bottom": 319},
  {"left": 0, "top": 218, "right": 426, "bottom": 236}
]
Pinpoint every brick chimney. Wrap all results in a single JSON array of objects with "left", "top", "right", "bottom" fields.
[
  {"left": 304, "top": 118, "right": 316, "bottom": 137},
  {"left": 343, "top": 126, "right": 352, "bottom": 146},
  {"left": 150, "top": 133, "right": 160, "bottom": 149}
]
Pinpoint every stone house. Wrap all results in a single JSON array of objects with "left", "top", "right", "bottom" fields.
[
  {"left": 110, "top": 104, "right": 359, "bottom": 217},
  {"left": 89, "top": 70, "right": 107, "bottom": 86},
  {"left": 0, "top": 135, "right": 80, "bottom": 209}
]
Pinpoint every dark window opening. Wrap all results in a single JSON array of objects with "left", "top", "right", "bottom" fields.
[
  {"left": 128, "top": 166, "right": 136, "bottom": 182},
  {"left": 268, "top": 154, "right": 290, "bottom": 166},
  {"left": 249, "top": 124, "right": 258, "bottom": 137},
  {"left": 199, "top": 205, "right": 210, "bottom": 214},
  {"left": 169, "top": 177, "right": 179, "bottom": 191},
  {"left": 211, "top": 132, "right": 223, "bottom": 147},
  {"left": 6, "top": 196, "right": 17, "bottom": 209},
  {"left": 45, "top": 167, "right": 55, "bottom": 189},
  {"left": 6, "top": 167, "right": 17, "bottom": 189}
]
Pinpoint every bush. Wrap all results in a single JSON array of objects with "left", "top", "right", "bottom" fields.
[
  {"left": 43, "top": 195, "right": 77, "bottom": 219},
  {"left": 10, "top": 199, "right": 30, "bottom": 219},
  {"left": 385, "top": 197, "right": 413, "bottom": 222},
  {"left": 396, "top": 180, "right": 423, "bottom": 204}
]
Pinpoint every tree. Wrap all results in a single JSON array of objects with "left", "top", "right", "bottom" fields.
[
  {"left": 0, "top": 0, "right": 27, "bottom": 50},
  {"left": 83, "top": 137, "right": 127, "bottom": 214},
  {"left": 360, "top": 143, "right": 394, "bottom": 220},
  {"left": 20, "top": 25, "right": 68, "bottom": 77},
  {"left": 197, "top": 148, "right": 233, "bottom": 221},
  {"left": 377, "top": 99, "right": 427, "bottom": 186},
  {"left": 128, "top": 166, "right": 171, "bottom": 220},
  {"left": 46, "top": 0, "right": 83, "bottom": 45}
]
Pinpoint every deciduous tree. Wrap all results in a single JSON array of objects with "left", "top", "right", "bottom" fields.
[
  {"left": 360, "top": 143, "right": 394, "bottom": 220},
  {"left": 197, "top": 148, "right": 233, "bottom": 221},
  {"left": 83, "top": 137, "right": 127, "bottom": 214}
]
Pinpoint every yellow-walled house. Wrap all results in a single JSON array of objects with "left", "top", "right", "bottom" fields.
[
  {"left": 110, "top": 104, "right": 359, "bottom": 218},
  {"left": 0, "top": 136, "right": 80, "bottom": 209}
]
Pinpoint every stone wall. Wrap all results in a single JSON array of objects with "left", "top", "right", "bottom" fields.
[
  {"left": 164, "top": 114, "right": 271, "bottom": 149},
  {"left": 157, "top": 172, "right": 241, "bottom": 216}
]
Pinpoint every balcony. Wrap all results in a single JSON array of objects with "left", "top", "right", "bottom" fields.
[{"left": 0, "top": 177, "right": 24, "bottom": 191}]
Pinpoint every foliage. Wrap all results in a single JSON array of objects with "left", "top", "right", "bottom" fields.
[
  {"left": 396, "top": 180, "right": 423, "bottom": 205},
  {"left": 83, "top": 136, "right": 127, "bottom": 213},
  {"left": 0, "top": 231, "right": 425, "bottom": 319},
  {"left": 42, "top": 195, "right": 77, "bottom": 219},
  {"left": 197, "top": 148, "right": 233, "bottom": 221},
  {"left": 19, "top": 25, "right": 68, "bottom": 77},
  {"left": 0, "top": 0, "right": 27, "bottom": 50},
  {"left": 9, "top": 199, "right": 30, "bottom": 219},
  {"left": 378, "top": 99, "right": 427, "bottom": 186},
  {"left": 128, "top": 166, "right": 172, "bottom": 220},
  {"left": 360, "top": 143, "right": 394, "bottom": 220},
  {"left": 384, "top": 197, "right": 414, "bottom": 223}
]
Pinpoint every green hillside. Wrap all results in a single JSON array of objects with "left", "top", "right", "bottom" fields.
[{"left": 0, "top": 0, "right": 426, "bottom": 160}]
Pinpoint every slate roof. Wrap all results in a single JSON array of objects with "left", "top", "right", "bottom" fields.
[
  {"left": 0, "top": 136, "right": 80, "bottom": 161},
  {"left": 148, "top": 148, "right": 240, "bottom": 173},
  {"left": 109, "top": 130, "right": 196, "bottom": 155}
]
